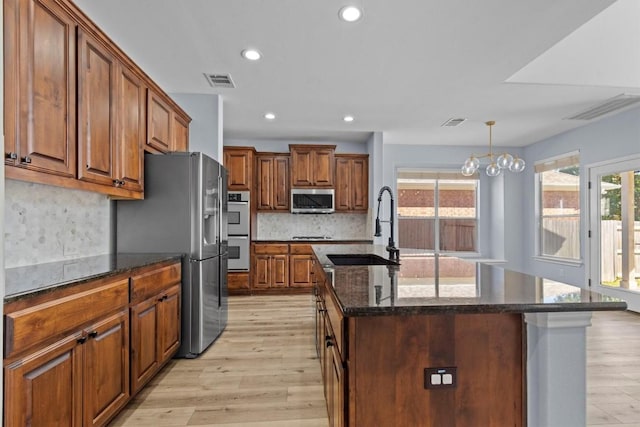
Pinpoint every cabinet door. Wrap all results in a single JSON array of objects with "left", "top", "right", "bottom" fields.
[
  {"left": 329, "top": 346, "right": 345, "bottom": 427},
  {"left": 158, "top": 285, "right": 181, "bottom": 363},
  {"left": 224, "top": 148, "right": 253, "bottom": 191},
  {"left": 291, "top": 148, "right": 314, "bottom": 187},
  {"left": 253, "top": 255, "right": 271, "bottom": 289},
  {"left": 172, "top": 114, "right": 190, "bottom": 152},
  {"left": 351, "top": 157, "right": 368, "bottom": 211},
  {"left": 290, "top": 255, "right": 314, "bottom": 288},
  {"left": 7, "top": 0, "right": 77, "bottom": 175},
  {"left": 335, "top": 158, "right": 351, "bottom": 211},
  {"left": 4, "top": 332, "right": 83, "bottom": 427},
  {"left": 83, "top": 310, "right": 130, "bottom": 427},
  {"left": 313, "top": 148, "right": 335, "bottom": 187},
  {"left": 147, "top": 89, "right": 172, "bottom": 153},
  {"left": 271, "top": 255, "right": 289, "bottom": 288},
  {"left": 130, "top": 296, "right": 159, "bottom": 394},
  {"left": 77, "top": 29, "right": 117, "bottom": 186},
  {"left": 116, "top": 64, "right": 145, "bottom": 192},
  {"left": 257, "top": 156, "right": 274, "bottom": 210},
  {"left": 273, "top": 156, "right": 290, "bottom": 210}
]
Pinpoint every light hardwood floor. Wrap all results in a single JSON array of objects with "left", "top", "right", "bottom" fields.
[{"left": 108, "top": 295, "right": 640, "bottom": 426}]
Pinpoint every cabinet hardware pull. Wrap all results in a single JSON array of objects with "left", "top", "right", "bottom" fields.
[
  {"left": 326, "top": 339, "right": 334, "bottom": 348},
  {"left": 88, "top": 331, "right": 98, "bottom": 338},
  {"left": 113, "top": 179, "right": 120, "bottom": 186},
  {"left": 77, "top": 337, "right": 87, "bottom": 344},
  {"left": 21, "top": 156, "right": 32, "bottom": 164},
  {"left": 120, "top": 180, "right": 126, "bottom": 186},
  {"left": 6, "top": 152, "right": 17, "bottom": 160},
  {"left": 163, "top": 295, "right": 168, "bottom": 301}
]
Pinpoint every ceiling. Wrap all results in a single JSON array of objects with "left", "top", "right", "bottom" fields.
[{"left": 74, "top": 0, "right": 640, "bottom": 148}]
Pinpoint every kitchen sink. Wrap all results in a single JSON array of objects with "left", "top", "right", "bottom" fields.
[{"left": 326, "top": 254, "right": 400, "bottom": 266}]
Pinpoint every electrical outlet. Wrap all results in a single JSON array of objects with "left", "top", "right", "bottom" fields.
[{"left": 424, "top": 367, "right": 457, "bottom": 389}]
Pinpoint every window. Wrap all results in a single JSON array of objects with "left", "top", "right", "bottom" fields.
[
  {"left": 535, "top": 152, "right": 581, "bottom": 260},
  {"left": 397, "top": 170, "right": 478, "bottom": 253}
]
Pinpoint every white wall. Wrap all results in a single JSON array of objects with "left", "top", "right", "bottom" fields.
[
  {"left": 521, "top": 106, "right": 640, "bottom": 286},
  {"left": 170, "top": 93, "right": 223, "bottom": 162}
]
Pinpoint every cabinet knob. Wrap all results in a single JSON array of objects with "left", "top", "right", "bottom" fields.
[
  {"left": 21, "top": 156, "right": 32, "bottom": 164},
  {"left": 119, "top": 180, "right": 126, "bottom": 187},
  {"left": 6, "top": 152, "right": 17, "bottom": 160},
  {"left": 326, "top": 339, "right": 334, "bottom": 348},
  {"left": 88, "top": 331, "right": 98, "bottom": 338},
  {"left": 77, "top": 337, "right": 87, "bottom": 344}
]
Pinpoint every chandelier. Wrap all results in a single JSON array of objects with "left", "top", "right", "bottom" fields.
[{"left": 461, "top": 121, "right": 525, "bottom": 177}]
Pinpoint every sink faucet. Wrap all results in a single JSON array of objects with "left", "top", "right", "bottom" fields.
[{"left": 374, "top": 186, "right": 400, "bottom": 261}]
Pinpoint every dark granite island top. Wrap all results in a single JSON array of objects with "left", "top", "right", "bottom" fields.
[
  {"left": 312, "top": 244, "right": 627, "bottom": 316},
  {"left": 4, "top": 253, "right": 184, "bottom": 303},
  {"left": 311, "top": 244, "right": 627, "bottom": 426}
]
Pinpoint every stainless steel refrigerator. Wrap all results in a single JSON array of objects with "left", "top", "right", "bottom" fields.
[{"left": 116, "top": 152, "right": 228, "bottom": 358}]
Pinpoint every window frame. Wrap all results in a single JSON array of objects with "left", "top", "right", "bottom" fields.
[{"left": 534, "top": 151, "right": 582, "bottom": 263}]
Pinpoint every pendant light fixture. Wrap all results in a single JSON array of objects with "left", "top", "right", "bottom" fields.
[{"left": 461, "top": 121, "right": 525, "bottom": 177}]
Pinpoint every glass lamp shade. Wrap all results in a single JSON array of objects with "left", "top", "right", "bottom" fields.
[
  {"left": 496, "top": 153, "right": 513, "bottom": 169},
  {"left": 461, "top": 165, "right": 475, "bottom": 176},
  {"left": 464, "top": 156, "right": 480, "bottom": 170},
  {"left": 509, "top": 157, "right": 526, "bottom": 173},
  {"left": 486, "top": 162, "right": 501, "bottom": 177}
]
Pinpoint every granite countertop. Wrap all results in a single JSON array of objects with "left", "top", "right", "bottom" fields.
[
  {"left": 254, "top": 238, "right": 374, "bottom": 244},
  {"left": 4, "top": 253, "right": 184, "bottom": 303},
  {"left": 312, "top": 244, "right": 627, "bottom": 316}
]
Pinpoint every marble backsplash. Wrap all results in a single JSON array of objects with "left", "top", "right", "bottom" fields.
[
  {"left": 5, "top": 180, "right": 111, "bottom": 268},
  {"left": 256, "top": 212, "right": 369, "bottom": 240}
]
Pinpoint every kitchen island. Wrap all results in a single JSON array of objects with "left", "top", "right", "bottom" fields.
[{"left": 311, "top": 244, "right": 626, "bottom": 427}]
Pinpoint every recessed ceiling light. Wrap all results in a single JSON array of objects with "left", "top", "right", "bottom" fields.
[
  {"left": 339, "top": 6, "right": 362, "bottom": 22},
  {"left": 343, "top": 115, "right": 355, "bottom": 122},
  {"left": 264, "top": 112, "right": 276, "bottom": 120},
  {"left": 241, "top": 49, "right": 261, "bottom": 61}
]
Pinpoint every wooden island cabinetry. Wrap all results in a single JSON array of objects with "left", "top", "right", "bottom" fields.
[
  {"left": 3, "top": 258, "right": 182, "bottom": 427},
  {"left": 256, "top": 153, "right": 289, "bottom": 211},
  {"left": 335, "top": 154, "right": 368, "bottom": 212},
  {"left": 4, "top": 0, "right": 190, "bottom": 199},
  {"left": 290, "top": 144, "right": 335, "bottom": 187}
]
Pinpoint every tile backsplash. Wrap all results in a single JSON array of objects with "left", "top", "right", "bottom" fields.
[
  {"left": 5, "top": 180, "right": 111, "bottom": 268},
  {"left": 257, "top": 212, "right": 369, "bottom": 240}
]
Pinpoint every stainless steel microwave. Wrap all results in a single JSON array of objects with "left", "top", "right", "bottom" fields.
[{"left": 291, "top": 188, "right": 335, "bottom": 214}]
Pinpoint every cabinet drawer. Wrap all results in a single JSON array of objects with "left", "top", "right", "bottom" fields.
[
  {"left": 325, "top": 287, "right": 344, "bottom": 359},
  {"left": 5, "top": 279, "right": 129, "bottom": 358},
  {"left": 130, "top": 262, "right": 181, "bottom": 303},
  {"left": 289, "top": 244, "right": 313, "bottom": 255},
  {"left": 254, "top": 244, "right": 289, "bottom": 255}
]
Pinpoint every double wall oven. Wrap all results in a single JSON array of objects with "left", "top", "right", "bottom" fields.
[{"left": 227, "top": 191, "right": 250, "bottom": 271}]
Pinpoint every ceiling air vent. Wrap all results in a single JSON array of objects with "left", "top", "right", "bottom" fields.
[
  {"left": 204, "top": 73, "right": 235, "bottom": 88},
  {"left": 441, "top": 118, "right": 467, "bottom": 127},
  {"left": 565, "top": 94, "right": 640, "bottom": 120}
]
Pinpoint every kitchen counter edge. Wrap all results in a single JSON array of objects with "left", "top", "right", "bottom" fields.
[{"left": 4, "top": 253, "right": 184, "bottom": 304}]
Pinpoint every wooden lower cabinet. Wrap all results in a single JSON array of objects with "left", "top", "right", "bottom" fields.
[
  {"left": 5, "top": 332, "right": 84, "bottom": 427},
  {"left": 130, "top": 277, "right": 181, "bottom": 394},
  {"left": 228, "top": 272, "right": 250, "bottom": 293},
  {"left": 4, "top": 308, "right": 130, "bottom": 427},
  {"left": 3, "top": 260, "right": 182, "bottom": 426},
  {"left": 253, "top": 244, "right": 289, "bottom": 289},
  {"left": 289, "top": 254, "right": 314, "bottom": 288}
]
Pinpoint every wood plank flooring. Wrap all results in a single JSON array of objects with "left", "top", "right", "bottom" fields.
[
  {"left": 108, "top": 295, "right": 640, "bottom": 426},
  {"left": 109, "top": 295, "right": 328, "bottom": 427}
]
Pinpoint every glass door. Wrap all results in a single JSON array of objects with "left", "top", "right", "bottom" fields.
[{"left": 589, "top": 157, "right": 640, "bottom": 307}]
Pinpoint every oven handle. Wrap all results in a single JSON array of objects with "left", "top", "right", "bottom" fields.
[
  {"left": 228, "top": 201, "right": 249, "bottom": 205},
  {"left": 228, "top": 235, "right": 249, "bottom": 239}
]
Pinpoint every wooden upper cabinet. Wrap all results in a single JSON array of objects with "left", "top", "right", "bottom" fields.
[
  {"left": 290, "top": 145, "right": 335, "bottom": 187},
  {"left": 224, "top": 147, "right": 255, "bottom": 191},
  {"left": 77, "top": 29, "right": 117, "bottom": 187},
  {"left": 146, "top": 89, "right": 172, "bottom": 153},
  {"left": 4, "top": 0, "right": 77, "bottom": 176},
  {"left": 172, "top": 114, "right": 190, "bottom": 152},
  {"left": 257, "top": 154, "right": 290, "bottom": 211},
  {"left": 335, "top": 154, "right": 369, "bottom": 212},
  {"left": 116, "top": 64, "right": 145, "bottom": 192}
]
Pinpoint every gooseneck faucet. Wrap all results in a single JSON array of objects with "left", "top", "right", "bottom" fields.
[{"left": 374, "top": 186, "right": 400, "bottom": 261}]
